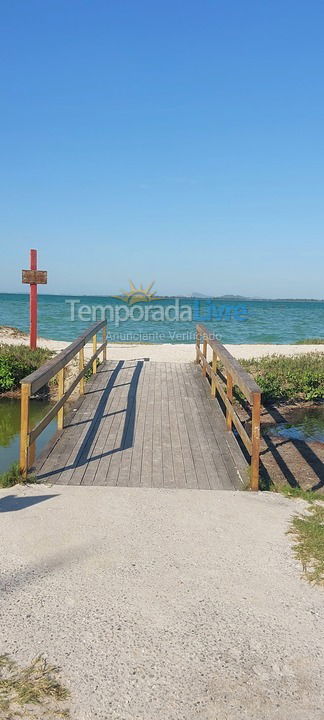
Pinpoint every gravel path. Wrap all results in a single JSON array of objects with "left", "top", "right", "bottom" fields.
[{"left": 0, "top": 486, "right": 323, "bottom": 720}]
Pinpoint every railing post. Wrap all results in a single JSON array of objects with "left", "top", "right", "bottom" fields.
[
  {"left": 19, "top": 383, "right": 30, "bottom": 479},
  {"left": 211, "top": 350, "right": 217, "bottom": 397},
  {"left": 202, "top": 336, "right": 207, "bottom": 376},
  {"left": 102, "top": 326, "right": 107, "bottom": 362},
  {"left": 57, "top": 367, "right": 65, "bottom": 430},
  {"left": 195, "top": 329, "right": 200, "bottom": 364},
  {"left": 226, "top": 372, "right": 233, "bottom": 430},
  {"left": 92, "top": 333, "right": 97, "bottom": 374},
  {"left": 251, "top": 392, "right": 261, "bottom": 490},
  {"left": 79, "top": 347, "right": 85, "bottom": 395}
]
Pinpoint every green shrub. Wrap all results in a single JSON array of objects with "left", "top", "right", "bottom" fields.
[
  {"left": 0, "top": 462, "right": 22, "bottom": 488},
  {"left": 0, "top": 358, "right": 14, "bottom": 391},
  {"left": 241, "top": 353, "right": 324, "bottom": 404},
  {"left": 0, "top": 344, "right": 53, "bottom": 393}
]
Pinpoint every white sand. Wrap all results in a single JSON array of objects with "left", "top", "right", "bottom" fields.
[{"left": 0, "top": 327, "right": 323, "bottom": 361}]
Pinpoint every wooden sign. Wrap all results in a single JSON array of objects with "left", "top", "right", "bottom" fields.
[
  {"left": 22, "top": 270, "right": 48, "bottom": 285},
  {"left": 21, "top": 250, "right": 48, "bottom": 349}
]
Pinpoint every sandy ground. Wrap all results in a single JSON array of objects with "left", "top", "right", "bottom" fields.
[
  {"left": 0, "top": 327, "right": 323, "bottom": 361},
  {"left": 0, "top": 485, "right": 323, "bottom": 720}
]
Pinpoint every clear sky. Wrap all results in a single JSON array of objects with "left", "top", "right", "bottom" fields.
[{"left": 0, "top": 0, "right": 323, "bottom": 298}]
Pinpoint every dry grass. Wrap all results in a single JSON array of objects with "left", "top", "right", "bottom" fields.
[{"left": 0, "top": 655, "right": 70, "bottom": 719}]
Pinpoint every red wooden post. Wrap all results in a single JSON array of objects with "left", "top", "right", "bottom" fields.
[
  {"left": 22, "top": 250, "right": 48, "bottom": 350},
  {"left": 30, "top": 249, "right": 37, "bottom": 350}
]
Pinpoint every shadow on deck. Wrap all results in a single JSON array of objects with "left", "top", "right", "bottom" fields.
[{"left": 36, "top": 360, "right": 247, "bottom": 489}]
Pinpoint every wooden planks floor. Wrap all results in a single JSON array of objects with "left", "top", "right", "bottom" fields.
[{"left": 36, "top": 360, "right": 246, "bottom": 489}]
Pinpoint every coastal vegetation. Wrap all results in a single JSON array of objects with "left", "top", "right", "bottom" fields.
[
  {"left": 288, "top": 503, "right": 324, "bottom": 585},
  {"left": 296, "top": 338, "right": 324, "bottom": 344},
  {"left": 0, "top": 344, "right": 52, "bottom": 393},
  {"left": 241, "top": 353, "right": 324, "bottom": 404}
]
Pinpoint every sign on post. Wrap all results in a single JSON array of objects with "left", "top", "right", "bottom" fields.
[{"left": 22, "top": 250, "right": 48, "bottom": 350}]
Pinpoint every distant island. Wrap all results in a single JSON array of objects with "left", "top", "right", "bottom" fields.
[{"left": 0, "top": 292, "right": 323, "bottom": 302}]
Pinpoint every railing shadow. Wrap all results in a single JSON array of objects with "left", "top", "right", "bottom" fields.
[
  {"left": 260, "top": 406, "right": 324, "bottom": 491},
  {"left": 37, "top": 360, "right": 144, "bottom": 480},
  {"left": 0, "top": 494, "right": 58, "bottom": 513}
]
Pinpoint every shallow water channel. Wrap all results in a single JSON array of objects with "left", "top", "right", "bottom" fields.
[
  {"left": 267, "top": 405, "right": 324, "bottom": 444},
  {"left": 0, "top": 398, "right": 56, "bottom": 474}
]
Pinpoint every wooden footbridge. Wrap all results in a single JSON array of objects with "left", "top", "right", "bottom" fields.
[{"left": 19, "top": 322, "right": 261, "bottom": 490}]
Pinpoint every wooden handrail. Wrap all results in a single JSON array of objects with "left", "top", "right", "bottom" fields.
[
  {"left": 196, "top": 324, "right": 261, "bottom": 490},
  {"left": 21, "top": 320, "right": 106, "bottom": 394},
  {"left": 19, "top": 320, "right": 107, "bottom": 478},
  {"left": 196, "top": 323, "right": 260, "bottom": 403}
]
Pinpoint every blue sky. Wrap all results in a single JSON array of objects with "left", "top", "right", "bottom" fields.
[{"left": 0, "top": 0, "right": 323, "bottom": 298}]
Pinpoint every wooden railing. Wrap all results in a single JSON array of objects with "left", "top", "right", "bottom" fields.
[
  {"left": 195, "top": 324, "right": 261, "bottom": 490},
  {"left": 19, "top": 320, "right": 107, "bottom": 478}
]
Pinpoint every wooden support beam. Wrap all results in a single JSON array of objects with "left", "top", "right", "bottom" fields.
[
  {"left": 251, "top": 392, "right": 261, "bottom": 491},
  {"left": 226, "top": 373, "right": 233, "bottom": 431},
  {"left": 195, "top": 329, "right": 200, "bottom": 364},
  {"left": 102, "top": 326, "right": 107, "bottom": 361},
  {"left": 92, "top": 334, "right": 97, "bottom": 374},
  {"left": 202, "top": 338, "right": 207, "bottom": 376},
  {"left": 57, "top": 367, "right": 65, "bottom": 430},
  {"left": 211, "top": 350, "right": 217, "bottom": 397},
  {"left": 79, "top": 348, "right": 85, "bottom": 394},
  {"left": 19, "top": 383, "right": 30, "bottom": 478}
]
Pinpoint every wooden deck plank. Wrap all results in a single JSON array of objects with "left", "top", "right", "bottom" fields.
[
  {"left": 193, "top": 364, "right": 246, "bottom": 488},
  {"left": 106, "top": 361, "right": 144, "bottom": 486},
  {"left": 76, "top": 360, "right": 135, "bottom": 485},
  {"left": 176, "top": 364, "right": 212, "bottom": 490},
  {"left": 160, "top": 362, "right": 175, "bottom": 488},
  {"left": 116, "top": 360, "right": 146, "bottom": 487},
  {"left": 151, "top": 362, "right": 164, "bottom": 488},
  {"left": 36, "top": 366, "right": 112, "bottom": 483},
  {"left": 63, "top": 361, "right": 123, "bottom": 486},
  {"left": 181, "top": 364, "right": 236, "bottom": 490},
  {"left": 128, "top": 362, "right": 151, "bottom": 485},
  {"left": 92, "top": 361, "right": 138, "bottom": 486},
  {"left": 140, "top": 362, "right": 156, "bottom": 487},
  {"left": 172, "top": 363, "right": 198, "bottom": 489},
  {"left": 167, "top": 363, "right": 186, "bottom": 488},
  {"left": 36, "top": 359, "right": 246, "bottom": 490}
]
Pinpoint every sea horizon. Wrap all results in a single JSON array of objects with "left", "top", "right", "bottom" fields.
[
  {"left": 1, "top": 291, "right": 323, "bottom": 302},
  {"left": 1, "top": 293, "right": 323, "bottom": 344}
]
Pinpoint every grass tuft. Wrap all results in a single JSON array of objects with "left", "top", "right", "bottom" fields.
[
  {"left": 288, "top": 503, "right": 324, "bottom": 585},
  {"left": 0, "top": 463, "right": 36, "bottom": 489},
  {"left": 0, "top": 463, "right": 23, "bottom": 489},
  {"left": 0, "top": 654, "right": 70, "bottom": 718},
  {"left": 278, "top": 485, "right": 320, "bottom": 503}
]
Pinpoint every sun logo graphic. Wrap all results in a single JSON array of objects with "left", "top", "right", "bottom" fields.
[{"left": 115, "top": 280, "right": 158, "bottom": 305}]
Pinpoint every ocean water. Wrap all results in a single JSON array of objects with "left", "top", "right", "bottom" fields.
[{"left": 0, "top": 293, "right": 323, "bottom": 344}]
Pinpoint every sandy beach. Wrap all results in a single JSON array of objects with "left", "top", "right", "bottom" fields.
[{"left": 0, "top": 326, "right": 323, "bottom": 362}]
